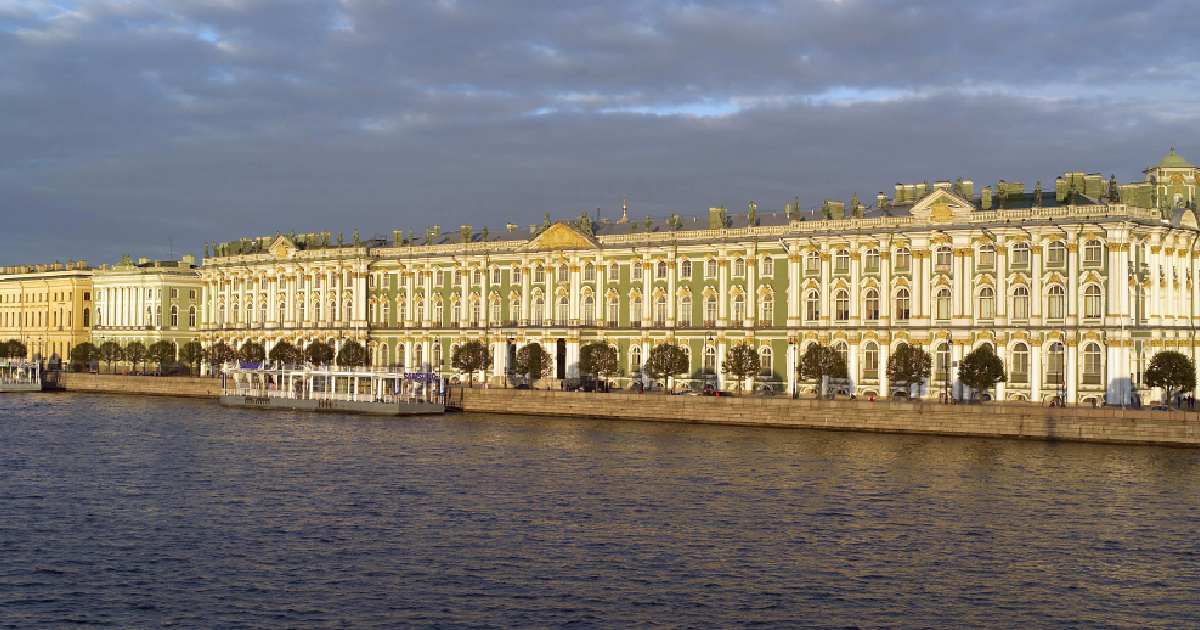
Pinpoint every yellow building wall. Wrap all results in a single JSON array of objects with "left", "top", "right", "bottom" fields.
[{"left": 0, "top": 266, "right": 93, "bottom": 360}]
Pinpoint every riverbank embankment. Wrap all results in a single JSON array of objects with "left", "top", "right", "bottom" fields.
[{"left": 55, "top": 373, "right": 1200, "bottom": 446}]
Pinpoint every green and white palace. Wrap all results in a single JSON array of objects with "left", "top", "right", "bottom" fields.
[{"left": 199, "top": 149, "right": 1200, "bottom": 405}]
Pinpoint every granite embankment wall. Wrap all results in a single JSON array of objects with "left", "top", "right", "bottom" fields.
[
  {"left": 54, "top": 374, "right": 1200, "bottom": 446},
  {"left": 59, "top": 373, "right": 221, "bottom": 397},
  {"left": 460, "top": 388, "right": 1200, "bottom": 447}
]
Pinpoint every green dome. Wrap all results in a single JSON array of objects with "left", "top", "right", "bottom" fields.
[{"left": 1156, "top": 147, "right": 1195, "bottom": 169}]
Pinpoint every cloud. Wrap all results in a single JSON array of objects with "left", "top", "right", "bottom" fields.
[{"left": 1, "top": 0, "right": 1198, "bottom": 264}]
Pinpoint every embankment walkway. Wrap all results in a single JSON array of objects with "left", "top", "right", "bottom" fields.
[{"left": 54, "top": 373, "right": 1200, "bottom": 447}]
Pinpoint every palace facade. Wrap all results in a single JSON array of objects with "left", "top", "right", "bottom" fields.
[
  {"left": 197, "top": 150, "right": 1200, "bottom": 405},
  {"left": 0, "top": 261, "right": 94, "bottom": 361},
  {"left": 90, "top": 256, "right": 206, "bottom": 351}
]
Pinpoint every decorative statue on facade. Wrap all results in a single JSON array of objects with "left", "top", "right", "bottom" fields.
[
  {"left": 577, "top": 212, "right": 593, "bottom": 236},
  {"left": 1109, "top": 175, "right": 1120, "bottom": 202},
  {"left": 1034, "top": 181, "right": 1043, "bottom": 208},
  {"left": 352, "top": 229, "right": 361, "bottom": 245},
  {"left": 541, "top": 212, "right": 552, "bottom": 233},
  {"left": 784, "top": 196, "right": 801, "bottom": 220},
  {"left": 747, "top": 201, "right": 758, "bottom": 225},
  {"left": 337, "top": 232, "right": 344, "bottom": 245},
  {"left": 204, "top": 242, "right": 209, "bottom": 258}
]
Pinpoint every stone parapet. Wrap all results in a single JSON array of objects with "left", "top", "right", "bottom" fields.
[{"left": 59, "top": 373, "right": 221, "bottom": 397}]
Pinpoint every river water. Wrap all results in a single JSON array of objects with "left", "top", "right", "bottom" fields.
[{"left": 1, "top": 393, "right": 1198, "bottom": 628}]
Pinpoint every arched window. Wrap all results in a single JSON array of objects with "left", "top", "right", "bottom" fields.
[
  {"left": 510, "top": 299, "right": 521, "bottom": 324},
  {"left": 863, "top": 342, "right": 879, "bottom": 379},
  {"left": 242, "top": 302, "right": 250, "bottom": 325},
  {"left": 1083, "top": 285, "right": 1102, "bottom": 319},
  {"left": 1084, "top": 240, "right": 1104, "bottom": 266},
  {"left": 653, "top": 295, "right": 667, "bottom": 325},
  {"left": 397, "top": 344, "right": 406, "bottom": 368},
  {"left": 679, "top": 296, "right": 692, "bottom": 326},
  {"left": 298, "top": 300, "right": 306, "bottom": 321},
  {"left": 705, "top": 259, "right": 717, "bottom": 278},
  {"left": 1011, "top": 242, "right": 1030, "bottom": 268},
  {"left": 1010, "top": 343, "right": 1029, "bottom": 383},
  {"left": 657, "top": 261, "right": 668, "bottom": 279},
  {"left": 935, "top": 246, "right": 952, "bottom": 268},
  {"left": 378, "top": 343, "right": 389, "bottom": 367},
  {"left": 608, "top": 263, "right": 619, "bottom": 279},
  {"left": 978, "top": 244, "right": 995, "bottom": 269},
  {"left": 864, "top": 249, "right": 880, "bottom": 273},
  {"left": 759, "top": 294, "right": 773, "bottom": 324},
  {"left": 558, "top": 265, "right": 569, "bottom": 282},
  {"left": 382, "top": 301, "right": 390, "bottom": 325},
  {"left": 632, "top": 262, "right": 643, "bottom": 280},
  {"left": 260, "top": 299, "right": 267, "bottom": 324},
  {"left": 531, "top": 297, "right": 544, "bottom": 325},
  {"left": 1011, "top": 286, "right": 1029, "bottom": 320},
  {"left": 1047, "top": 241, "right": 1066, "bottom": 267},
  {"left": 1046, "top": 342, "right": 1065, "bottom": 384},
  {"left": 894, "top": 248, "right": 911, "bottom": 272},
  {"left": 681, "top": 260, "right": 692, "bottom": 278},
  {"left": 345, "top": 299, "right": 353, "bottom": 322},
  {"left": 759, "top": 346, "right": 772, "bottom": 375},
  {"left": 864, "top": 288, "right": 879, "bottom": 321},
  {"left": 278, "top": 300, "right": 286, "bottom": 323},
  {"left": 732, "top": 293, "right": 746, "bottom": 322},
  {"left": 894, "top": 288, "right": 910, "bottom": 321},
  {"left": 806, "top": 251, "right": 820, "bottom": 275},
  {"left": 433, "top": 301, "right": 445, "bottom": 324},
  {"left": 630, "top": 295, "right": 643, "bottom": 323},
  {"left": 584, "top": 263, "right": 595, "bottom": 281},
  {"left": 631, "top": 345, "right": 642, "bottom": 373},
  {"left": 704, "top": 296, "right": 718, "bottom": 324},
  {"left": 834, "top": 289, "right": 850, "bottom": 322},
  {"left": 534, "top": 265, "right": 546, "bottom": 283},
  {"left": 805, "top": 290, "right": 820, "bottom": 322},
  {"left": 760, "top": 256, "right": 773, "bottom": 276},
  {"left": 170, "top": 305, "right": 179, "bottom": 327},
  {"left": 556, "top": 297, "right": 569, "bottom": 325},
  {"left": 433, "top": 341, "right": 443, "bottom": 368},
  {"left": 451, "top": 300, "right": 462, "bottom": 324},
  {"left": 582, "top": 296, "right": 595, "bottom": 325},
  {"left": 833, "top": 341, "right": 849, "bottom": 368},
  {"left": 1082, "top": 342, "right": 1102, "bottom": 384},
  {"left": 728, "top": 258, "right": 743, "bottom": 277},
  {"left": 1047, "top": 285, "right": 1065, "bottom": 320},
  {"left": 935, "top": 343, "right": 951, "bottom": 381},
  {"left": 703, "top": 346, "right": 716, "bottom": 374},
  {"left": 935, "top": 288, "right": 951, "bottom": 321},
  {"left": 414, "top": 343, "right": 424, "bottom": 369},
  {"left": 606, "top": 297, "right": 618, "bottom": 324},
  {"left": 978, "top": 286, "right": 995, "bottom": 320},
  {"left": 470, "top": 300, "right": 481, "bottom": 325},
  {"left": 491, "top": 299, "right": 501, "bottom": 323},
  {"left": 834, "top": 249, "right": 850, "bottom": 274}
]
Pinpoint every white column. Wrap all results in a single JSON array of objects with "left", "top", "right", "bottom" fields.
[
  {"left": 1066, "top": 342, "right": 1078, "bottom": 403},
  {"left": 878, "top": 342, "right": 890, "bottom": 397}
]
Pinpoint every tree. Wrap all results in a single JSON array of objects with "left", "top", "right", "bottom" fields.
[
  {"left": 207, "top": 341, "right": 237, "bottom": 373},
  {"left": 179, "top": 341, "right": 204, "bottom": 375},
  {"left": 579, "top": 342, "right": 618, "bottom": 383},
  {"left": 268, "top": 341, "right": 301, "bottom": 366},
  {"left": 0, "top": 340, "right": 9, "bottom": 359},
  {"left": 148, "top": 341, "right": 177, "bottom": 374},
  {"left": 3, "top": 339, "right": 27, "bottom": 360},
  {"left": 124, "top": 341, "right": 148, "bottom": 374},
  {"left": 1144, "top": 350, "right": 1196, "bottom": 407},
  {"left": 69, "top": 342, "right": 99, "bottom": 371},
  {"left": 643, "top": 343, "right": 689, "bottom": 392},
  {"left": 722, "top": 344, "right": 760, "bottom": 393},
  {"left": 798, "top": 343, "right": 847, "bottom": 398},
  {"left": 237, "top": 341, "right": 265, "bottom": 364},
  {"left": 451, "top": 341, "right": 491, "bottom": 386},
  {"left": 515, "top": 342, "right": 552, "bottom": 388},
  {"left": 887, "top": 344, "right": 932, "bottom": 398},
  {"left": 305, "top": 341, "right": 334, "bottom": 367},
  {"left": 98, "top": 341, "right": 124, "bottom": 373},
  {"left": 336, "top": 340, "right": 366, "bottom": 367},
  {"left": 957, "top": 345, "right": 1005, "bottom": 401}
]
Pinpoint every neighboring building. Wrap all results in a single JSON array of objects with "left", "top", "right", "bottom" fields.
[
  {"left": 0, "top": 261, "right": 94, "bottom": 361},
  {"left": 201, "top": 150, "right": 1200, "bottom": 405},
  {"left": 91, "top": 256, "right": 204, "bottom": 355}
]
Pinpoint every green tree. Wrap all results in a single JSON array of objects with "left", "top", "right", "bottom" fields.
[
  {"left": 886, "top": 343, "right": 932, "bottom": 398},
  {"left": 451, "top": 341, "right": 491, "bottom": 386},
  {"left": 336, "top": 340, "right": 366, "bottom": 367},
  {"left": 69, "top": 342, "right": 99, "bottom": 371},
  {"left": 268, "top": 341, "right": 301, "bottom": 366},
  {"left": 579, "top": 342, "right": 618, "bottom": 383},
  {"left": 798, "top": 343, "right": 847, "bottom": 398},
  {"left": 207, "top": 341, "right": 237, "bottom": 373},
  {"left": 3, "top": 339, "right": 27, "bottom": 360},
  {"left": 98, "top": 341, "right": 124, "bottom": 373},
  {"left": 722, "top": 343, "right": 760, "bottom": 393},
  {"left": 515, "top": 342, "right": 552, "bottom": 388},
  {"left": 0, "top": 340, "right": 9, "bottom": 359},
  {"left": 237, "top": 341, "right": 265, "bottom": 364},
  {"left": 643, "top": 343, "right": 689, "bottom": 392},
  {"left": 957, "top": 345, "right": 1006, "bottom": 400},
  {"left": 1144, "top": 350, "right": 1196, "bottom": 407},
  {"left": 179, "top": 341, "right": 204, "bottom": 375},
  {"left": 148, "top": 341, "right": 177, "bottom": 374},
  {"left": 305, "top": 341, "right": 334, "bottom": 367},
  {"left": 124, "top": 341, "right": 148, "bottom": 374}
]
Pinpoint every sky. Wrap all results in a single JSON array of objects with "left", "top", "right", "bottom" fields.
[{"left": 2, "top": 0, "right": 1198, "bottom": 266}]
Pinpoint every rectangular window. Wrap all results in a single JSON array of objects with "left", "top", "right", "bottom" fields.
[
  {"left": 632, "top": 264, "right": 643, "bottom": 280},
  {"left": 170, "top": 288, "right": 179, "bottom": 299}
]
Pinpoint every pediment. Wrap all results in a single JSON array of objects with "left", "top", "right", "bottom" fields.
[
  {"left": 910, "top": 189, "right": 976, "bottom": 223},
  {"left": 525, "top": 222, "right": 598, "bottom": 251},
  {"left": 268, "top": 235, "right": 298, "bottom": 259}
]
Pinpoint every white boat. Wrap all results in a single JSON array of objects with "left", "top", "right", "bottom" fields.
[
  {"left": 219, "top": 364, "right": 446, "bottom": 416},
  {"left": 0, "top": 360, "right": 42, "bottom": 393}
]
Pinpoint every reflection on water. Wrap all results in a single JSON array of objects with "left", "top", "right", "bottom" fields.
[{"left": 2, "top": 393, "right": 1198, "bottom": 628}]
